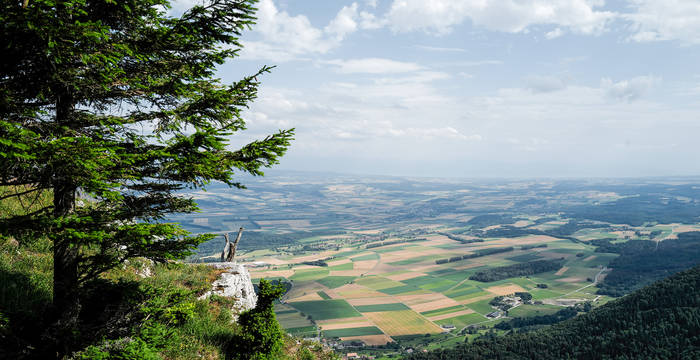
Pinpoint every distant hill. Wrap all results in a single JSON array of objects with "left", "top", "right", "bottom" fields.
[{"left": 406, "top": 264, "right": 700, "bottom": 360}]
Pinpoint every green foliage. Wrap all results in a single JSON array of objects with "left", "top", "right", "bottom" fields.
[
  {"left": 0, "top": 1, "right": 293, "bottom": 353},
  {"left": 231, "top": 279, "right": 286, "bottom": 360},
  {"left": 595, "top": 232, "right": 700, "bottom": 296},
  {"left": 77, "top": 337, "right": 162, "bottom": 360}
]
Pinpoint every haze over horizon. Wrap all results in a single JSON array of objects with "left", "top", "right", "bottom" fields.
[{"left": 174, "top": 0, "right": 700, "bottom": 178}]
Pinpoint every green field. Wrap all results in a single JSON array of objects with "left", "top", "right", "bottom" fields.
[
  {"left": 329, "top": 262, "right": 354, "bottom": 270},
  {"left": 317, "top": 291, "right": 332, "bottom": 300},
  {"left": 316, "top": 276, "right": 356, "bottom": 288},
  {"left": 355, "top": 276, "right": 405, "bottom": 290},
  {"left": 508, "top": 304, "right": 561, "bottom": 317},
  {"left": 351, "top": 253, "right": 380, "bottom": 261},
  {"left": 277, "top": 311, "right": 315, "bottom": 330},
  {"left": 379, "top": 285, "right": 423, "bottom": 295},
  {"left": 467, "top": 299, "right": 496, "bottom": 315},
  {"left": 435, "top": 313, "right": 485, "bottom": 327},
  {"left": 420, "top": 305, "right": 466, "bottom": 317},
  {"left": 321, "top": 326, "right": 384, "bottom": 338},
  {"left": 287, "top": 326, "right": 317, "bottom": 336},
  {"left": 355, "top": 303, "right": 411, "bottom": 312},
  {"left": 289, "top": 268, "right": 329, "bottom": 281},
  {"left": 288, "top": 299, "right": 361, "bottom": 320}
]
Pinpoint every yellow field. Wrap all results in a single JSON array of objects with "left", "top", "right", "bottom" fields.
[
  {"left": 386, "top": 272, "right": 428, "bottom": 281},
  {"left": 249, "top": 269, "right": 293, "bottom": 279},
  {"left": 409, "top": 298, "right": 461, "bottom": 313},
  {"left": 353, "top": 260, "right": 379, "bottom": 270},
  {"left": 288, "top": 292, "right": 324, "bottom": 302},
  {"left": 326, "top": 258, "right": 352, "bottom": 266},
  {"left": 334, "top": 284, "right": 386, "bottom": 299},
  {"left": 485, "top": 284, "right": 527, "bottom": 296},
  {"left": 428, "top": 309, "right": 475, "bottom": 321},
  {"left": 347, "top": 297, "right": 398, "bottom": 306},
  {"left": 364, "top": 310, "right": 443, "bottom": 336},
  {"left": 329, "top": 270, "right": 367, "bottom": 277},
  {"left": 555, "top": 266, "right": 569, "bottom": 276},
  {"left": 583, "top": 255, "right": 597, "bottom": 262}
]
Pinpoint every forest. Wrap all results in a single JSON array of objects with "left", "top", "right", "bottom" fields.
[
  {"left": 595, "top": 232, "right": 700, "bottom": 296},
  {"left": 469, "top": 259, "right": 564, "bottom": 282}
]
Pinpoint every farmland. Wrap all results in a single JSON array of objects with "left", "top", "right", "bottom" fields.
[{"left": 179, "top": 172, "right": 700, "bottom": 355}]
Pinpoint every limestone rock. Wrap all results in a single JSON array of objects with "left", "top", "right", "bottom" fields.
[{"left": 198, "top": 263, "right": 258, "bottom": 315}]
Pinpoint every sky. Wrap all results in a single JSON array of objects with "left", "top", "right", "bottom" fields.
[{"left": 175, "top": 0, "right": 700, "bottom": 178}]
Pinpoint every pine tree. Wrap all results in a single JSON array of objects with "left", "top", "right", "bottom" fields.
[{"left": 0, "top": 0, "right": 292, "bottom": 352}]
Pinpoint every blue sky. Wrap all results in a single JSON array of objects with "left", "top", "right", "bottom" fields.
[{"left": 175, "top": 0, "right": 700, "bottom": 178}]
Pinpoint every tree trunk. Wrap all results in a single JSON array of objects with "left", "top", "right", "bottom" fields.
[
  {"left": 48, "top": 93, "right": 81, "bottom": 357},
  {"left": 227, "top": 227, "right": 244, "bottom": 262},
  {"left": 221, "top": 232, "right": 230, "bottom": 261}
]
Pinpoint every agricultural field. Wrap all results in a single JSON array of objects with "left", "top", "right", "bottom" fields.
[{"left": 179, "top": 172, "right": 700, "bottom": 353}]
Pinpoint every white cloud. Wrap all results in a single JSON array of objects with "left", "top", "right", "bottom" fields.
[
  {"left": 240, "top": 0, "right": 360, "bottom": 61},
  {"left": 323, "top": 58, "right": 424, "bottom": 74},
  {"left": 600, "top": 75, "right": 660, "bottom": 102},
  {"left": 545, "top": 27, "right": 564, "bottom": 39},
  {"left": 415, "top": 45, "right": 467, "bottom": 52},
  {"left": 458, "top": 72, "right": 474, "bottom": 79},
  {"left": 525, "top": 75, "right": 567, "bottom": 93},
  {"left": 623, "top": 0, "right": 700, "bottom": 44},
  {"left": 384, "top": 0, "right": 615, "bottom": 36},
  {"left": 325, "top": 3, "right": 360, "bottom": 40}
]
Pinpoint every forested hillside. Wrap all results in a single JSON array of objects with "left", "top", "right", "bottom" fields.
[{"left": 406, "top": 265, "right": 700, "bottom": 360}]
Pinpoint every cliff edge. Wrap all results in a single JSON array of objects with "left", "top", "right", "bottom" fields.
[{"left": 198, "top": 263, "right": 258, "bottom": 315}]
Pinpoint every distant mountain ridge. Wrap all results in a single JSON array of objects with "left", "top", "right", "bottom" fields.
[{"left": 406, "top": 264, "right": 700, "bottom": 359}]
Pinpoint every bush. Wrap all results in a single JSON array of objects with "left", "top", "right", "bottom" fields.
[{"left": 229, "top": 279, "right": 286, "bottom": 360}]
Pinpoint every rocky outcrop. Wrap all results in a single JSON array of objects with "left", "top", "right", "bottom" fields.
[{"left": 198, "top": 263, "right": 257, "bottom": 315}]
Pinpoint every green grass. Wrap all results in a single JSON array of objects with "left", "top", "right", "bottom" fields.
[
  {"left": 444, "top": 286, "right": 482, "bottom": 299},
  {"left": 466, "top": 299, "right": 496, "bottom": 315},
  {"left": 401, "top": 276, "right": 440, "bottom": 287},
  {"left": 351, "top": 253, "right": 380, "bottom": 261},
  {"left": 435, "top": 313, "right": 485, "bottom": 327},
  {"left": 317, "top": 291, "right": 331, "bottom": 300},
  {"left": 420, "top": 279, "right": 458, "bottom": 293},
  {"left": 508, "top": 304, "right": 561, "bottom": 317},
  {"left": 378, "top": 285, "right": 421, "bottom": 295},
  {"left": 0, "top": 237, "right": 53, "bottom": 317},
  {"left": 288, "top": 299, "right": 361, "bottom": 320},
  {"left": 316, "top": 276, "right": 356, "bottom": 289},
  {"left": 275, "top": 310, "right": 297, "bottom": 315},
  {"left": 439, "top": 271, "right": 473, "bottom": 282},
  {"left": 374, "top": 244, "right": 418, "bottom": 253},
  {"left": 322, "top": 326, "right": 383, "bottom": 338},
  {"left": 420, "top": 305, "right": 466, "bottom": 317},
  {"left": 329, "top": 262, "right": 354, "bottom": 271},
  {"left": 289, "top": 268, "right": 329, "bottom": 281},
  {"left": 277, "top": 312, "right": 314, "bottom": 329},
  {"left": 388, "top": 254, "right": 443, "bottom": 265},
  {"left": 529, "top": 289, "right": 564, "bottom": 300},
  {"left": 287, "top": 326, "right": 317, "bottom": 336},
  {"left": 355, "top": 276, "right": 404, "bottom": 290},
  {"left": 354, "top": 303, "right": 410, "bottom": 312}
]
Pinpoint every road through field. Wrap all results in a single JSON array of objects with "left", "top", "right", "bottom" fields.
[{"left": 561, "top": 267, "right": 607, "bottom": 298}]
